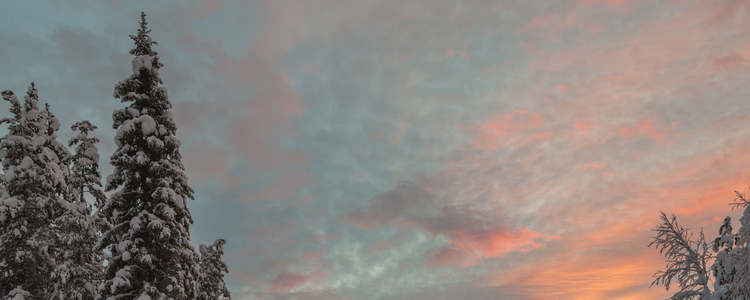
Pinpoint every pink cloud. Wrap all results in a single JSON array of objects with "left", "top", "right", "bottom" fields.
[
  {"left": 578, "top": 164, "right": 605, "bottom": 171},
  {"left": 579, "top": 0, "right": 639, "bottom": 9},
  {"left": 473, "top": 110, "right": 545, "bottom": 142},
  {"left": 270, "top": 271, "right": 307, "bottom": 293},
  {"left": 366, "top": 238, "right": 392, "bottom": 254},
  {"left": 341, "top": 180, "right": 557, "bottom": 266},
  {"left": 243, "top": 169, "right": 314, "bottom": 203},
  {"left": 573, "top": 120, "right": 593, "bottom": 135},
  {"left": 181, "top": 141, "right": 231, "bottom": 185},
  {"left": 612, "top": 118, "right": 676, "bottom": 145},
  {"left": 520, "top": 15, "right": 559, "bottom": 32}
]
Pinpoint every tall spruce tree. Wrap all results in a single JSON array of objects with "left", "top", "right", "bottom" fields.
[
  {"left": 51, "top": 120, "right": 106, "bottom": 300},
  {"left": 198, "top": 239, "right": 231, "bottom": 300},
  {"left": 0, "top": 83, "right": 71, "bottom": 299},
  {"left": 97, "top": 13, "right": 200, "bottom": 300}
]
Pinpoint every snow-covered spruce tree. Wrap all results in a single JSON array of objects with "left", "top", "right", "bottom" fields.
[
  {"left": 0, "top": 83, "right": 71, "bottom": 299},
  {"left": 97, "top": 13, "right": 200, "bottom": 300},
  {"left": 649, "top": 211, "right": 712, "bottom": 300},
  {"left": 710, "top": 216, "right": 737, "bottom": 299},
  {"left": 719, "top": 190, "right": 750, "bottom": 299},
  {"left": 51, "top": 120, "right": 107, "bottom": 300},
  {"left": 198, "top": 239, "right": 231, "bottom": 300}
]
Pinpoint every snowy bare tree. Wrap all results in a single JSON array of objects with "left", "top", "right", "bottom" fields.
[
  {"left": 0, "top": 83, "right": 71, "bottom": 299},
  {"left": 97, "top": 13, "right": 200, "bottom": 300},
  {"left": 198, "top": 239, "right": 231, "bottom": 300},
  {"left": 51, "top": 120, "right": 107, "bottom": 300},
  {"left": 649, "top": 211, "right": 712, "bottom": 300}
]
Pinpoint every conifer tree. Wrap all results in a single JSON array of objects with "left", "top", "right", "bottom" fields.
[
  {"left": 97, "top": 13, "right": 200, "bottom": 300},
  {"left": 720, "top": 191, "right": 750, "bottom": 298},
  {"left": 198, "top": 239, "right": 231, "bottom": 300},
  {"left": 0, "top": 83, "right": 70, "bottom": 299},
  {"left": 51, "top": 120, "right": 106, "bottom": 300},
  {"left": 710, "top": 216, "right": 736, "bottom": 299}
]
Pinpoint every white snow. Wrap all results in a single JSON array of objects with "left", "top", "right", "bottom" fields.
[
  {"left": 131, "top": 55, "right": 154, "bottom": 75},
  {"left": 114, "top": 120, "right": 135, "bottom": 147},
  {"left": 136, "top": 294, "right": 151, "bottom": 300},
  {"left": 138, "top": 115, "right": 156, "bottom": 135},
  {"left": 111, "top": 266, "right": 132, "bottom": 293},
  {"left": 85, "top": 145, "right": 100, "bottom": 163},
  {"left": 3, "top": 197, "right": 19, "bottom": 208}
]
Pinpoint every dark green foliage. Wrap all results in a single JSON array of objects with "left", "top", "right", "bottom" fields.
[{"left": 97, "top": 12, "right": 200, "bottom": 300}]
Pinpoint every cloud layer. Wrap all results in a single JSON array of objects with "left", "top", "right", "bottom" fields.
[{"left": 2, "top": 0, "right": 750, "bottom": 299}]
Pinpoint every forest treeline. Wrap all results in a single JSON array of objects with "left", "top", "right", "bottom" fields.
[{"left": 0, "top": 13, "right": 231, "bottom": 300}]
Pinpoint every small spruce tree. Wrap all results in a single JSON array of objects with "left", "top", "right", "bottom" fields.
[
  {"left": 710, "top": 216, "right": 737, "bottom": 299},
  {"left": 721, "top": 191, "right": 750, "bottom": 298},
  {"left": 198, "top": 239, "right": 231, "bottom": 300},
  {"left": 0, "top": 83, "right": 70, "bottom": 299},
  {"left": 97, "top": 13, "right": 200, "bottom": 300},
  {"left": 51, "top": 120, "right": 106, "bottom": 300}
]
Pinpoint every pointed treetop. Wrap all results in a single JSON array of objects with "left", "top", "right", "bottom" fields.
[
  {"left": 129, "top": 12, "right": 159, "bottom": 57},
  {"left": 71, "top": 120, "right": 97, "bottom": 135}
]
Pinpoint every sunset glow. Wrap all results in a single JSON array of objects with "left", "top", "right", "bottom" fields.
[{"left": 2, "top": 1, "right": 750, "bottom": 299}]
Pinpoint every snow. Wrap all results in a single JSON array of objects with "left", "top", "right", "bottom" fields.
[
  {"left": 25, "top": 110, "right": 38, "bottom": 120},
  {"left": 127, "top": 107, "right": 140, "bottom": 117},
  {"left": 138, "top": 115, "right": 156, "bottom": 135},
  {"left": 3, "top": 197, "right": 19, "bottom": 208},
  {"left": 117, "top": 241, "right": 132, "bottom": 253},
  {"left": 111, "top": 267, "right": 132, "bottom": 293},
  {"left": 114, "top": 119, "right": 135, "bottom": 147},
  {"left": 130, "top": 216, "right": 143, "bottom": 231},
  {"left": 18, "top": 156, "right": 32, "bottom": 170},
  {"left": 84, "top": 145, "right": 100, "bottom": 163},
  {"left": 131, "top": 55, "right": 154, "bottom": 75},
  {"left": 136, "top": 294, "right": 151, "bottom": 300}
]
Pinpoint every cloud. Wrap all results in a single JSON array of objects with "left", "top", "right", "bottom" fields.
[
  {"left": 270, "top": 271, "right": 308, "bottom": 293},
  {"left": 341, "top": 180, "right": 557, "bottom": 266}
]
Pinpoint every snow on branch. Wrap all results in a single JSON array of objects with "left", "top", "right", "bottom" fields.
[{"left": 649, "top": 211, "right": 711, "bottom": 300}]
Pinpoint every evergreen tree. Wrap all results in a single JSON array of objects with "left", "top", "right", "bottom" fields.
[
  {"left": 51, "top": 120, "right": 107, "bottom": 300},
  {"left": 720, "top": 190, "right": 750, "bottom": 298},
  {"left": 649, "top": 211, "right": 711, "bottom": 300},
  {"left": 710, "top": 216, "right": 737, "bottom": 299},
  {"left": 198, "top": 239, "right": 231, "bottom": 300},
  {"left": 97, "top": 13, "right": 200, "bottom": 300},
  {"left": 0, "top": 83, "right": 71, "bottom": 299}
]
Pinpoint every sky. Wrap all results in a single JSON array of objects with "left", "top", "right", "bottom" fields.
[{"left": 1, "top": 0, "right": 750, "bottom": 299}]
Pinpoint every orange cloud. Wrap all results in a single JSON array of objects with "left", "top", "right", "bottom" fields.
[{"left": 494, "top": 255, "right": 666, "bottom": 300}]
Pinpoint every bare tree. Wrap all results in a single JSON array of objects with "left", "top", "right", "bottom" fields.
[{"left": 649, "top": 211, "right": 712, "bottom": 300}]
